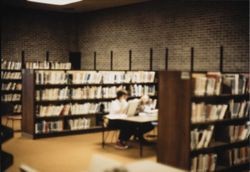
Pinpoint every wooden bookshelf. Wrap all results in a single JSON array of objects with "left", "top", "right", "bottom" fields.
[
  {"left": 216, "top": 162, "right": 249, "bottom": 172},
  {"left": 1, "top": 79, "right": 22, "bottom": 82},
  {"left": 190, "top": 140, "right": 249, "bottom": 156},
  {"left": 191, "top": 117, "right": 249, "bottom": 128},
  {"left": 1, "top": 61, "right": 22, "bottom": 117},
  {"left": 157, "top": 71, "right": 249, "bottom": 171},
  {"left": 33, "top": 126, "right": 102, "bottom": 139},
  {"left": 1, "top": 69, "right": 22, "bottom": 72},
  {"left": 35, "top": 82, "right": 158, "bottom": 88},
  {"left": 1, "top": 59, "right": 22, "bottom": 115},
  {"left": 22, "top": 69, "right": 158, "bottom": 139},
  {"left": 1, "top": 59, "right": 74, "bottom": 122},
  {"left": 1, "top": 90, "right": 22, "bottom": 93}
]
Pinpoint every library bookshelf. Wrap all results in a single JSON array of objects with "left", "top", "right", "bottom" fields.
[
  {"left": 1, "top": 60, "right": 73, "bottom": 119},
  {"left": 1, "top": 67, "right": 22, "bottom": 116},
  {"left": 157, "top": 71, "right": 249, "bottom": 172},
  {"left": 22, "top": 69, "right": 157, "bottom": 139}
]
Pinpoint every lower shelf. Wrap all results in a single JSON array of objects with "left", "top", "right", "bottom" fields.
[
  {"left": 191, "top": 140, "right": 249, "bottom": 156},
  {"left": 216, "top": 162, "right": 250, "bottom": 172},
  {"left": 23, "top": 126, "right": 103, "bottom": 139}
]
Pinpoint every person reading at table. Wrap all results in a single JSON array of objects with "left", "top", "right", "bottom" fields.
[
  {"left": 109, "top": 91, "right": 156, "bottom": 149},
  {"left": 109, "top": 89, "right": 134, "bottom": 149},
  {"left": 134, "top": 95, "right": 155, "bottom": 142}
]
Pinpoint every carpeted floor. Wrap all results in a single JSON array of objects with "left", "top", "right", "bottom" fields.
[{"left": 2, "top": 117, "right": 156, "bottom": 172}]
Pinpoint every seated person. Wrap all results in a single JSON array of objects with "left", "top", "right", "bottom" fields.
[
  {"left": 109, "top": 90, "right": 134, "bottom": 149},
  {"left": 109, "top": 93, "right": 155, "bottom": 149},
  {"left": 137, "top": 95, "right": 154, "bottom": 113},
  {"left": 134, "top": 95, "right": 155, "bottom": 142}
]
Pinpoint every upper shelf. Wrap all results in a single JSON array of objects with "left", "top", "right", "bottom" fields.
[
  {"left": 191, "top": 117, "right": 249, "bottom": 128},
  {"left": 191, "top": 94, "right": 249, "bottom": 102}
]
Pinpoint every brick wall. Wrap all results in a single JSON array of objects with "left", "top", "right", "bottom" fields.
[
  {"left": 78, "top": 1, "right": 249, "bottom": 72},
  {"left": 1, "top": 8, "right": 77, "bottom": 62},
  {"left": 1, "top": 1, "right": 249, "bottom": 72}
]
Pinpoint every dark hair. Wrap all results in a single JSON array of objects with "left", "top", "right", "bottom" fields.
[{"left": 116, "top": 90, "right": 128, "bottom": 99}]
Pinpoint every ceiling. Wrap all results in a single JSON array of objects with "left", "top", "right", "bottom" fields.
[{"left": 1, "top": 0, "right": 151, "bottom": 13}]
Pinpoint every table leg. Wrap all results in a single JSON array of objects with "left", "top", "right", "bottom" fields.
[
  {"left": 102, "top": 123, "right": 105, "bottom": 148},
  {"left": 139, "top": 123, "right": 143, "bottom": 157},
  {"left": 140, "top": 139, "right": 143, "bottom": 157}
]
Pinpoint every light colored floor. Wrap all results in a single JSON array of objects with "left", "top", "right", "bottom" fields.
[{"left": 2, "top": 117, "right": 156, "bottom": 172}]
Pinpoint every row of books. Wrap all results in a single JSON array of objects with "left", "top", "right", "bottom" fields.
[
  {"left": 35, "top": 70, "right": 156, "bottom": 84},
  {"left": 229, "top": 100, "right": 250, "bottom": 119},
  {"left": 36, "top": 102, "right": 111, "bottom": 117},
  {"left": 68, "top": 118, "right": 92, "bottom": 130},
  {"left": 191, "top": 153, "right": 217, "bottom": 172},
  {"left": 101, "top": 71, "right": 155, "bottom": 84},
  {"left": 2, "top": 83, "right": 22, "bottom": 91},
  {"left": 36, "top": 87, "right": 69, "bottom": 101},
  {"left": 223, "top": 146, "right": 250, "bottom": 166},
  {"left": 35, "top": 71, "right": 67, "bottom": 84},
  {"left": 71, "top": 86, "right": 124, "bottom": 99},
  {"left": 70, "top": 102, "right": 110, "bottom": 115},
  {"left": 223, "top": 74, "right": 249, "bottom": 95},
  {"left": 26, "top": 61, "right": 71, "bottom": 69},
  {"left": 192, "top": 100, "right": 249, "bottom": 123},
  {"left": 35, "top": 120, "right": 63, "bottom": 134},
  {"left": 129, "top": 85, "right": 156, "bottom": 97},
  {"left": 35, "top": 86, "right": 155, "bottom": 101},
  {"left": 14, "top": 105, "right": 22, "bottom": 113},
  {"left": 192, "top": 103, "right": 228, "bottom": 123},
  {"left": 1, "top": 60, "right": 22, "bottom": 70},
  {"left": 67, "top": 71, "right": 102, "bottom": 84},
  {"left": 191, "top": 126, "right": 214, "bottom": 150},
  {"left": 229, "top": 123, "right": 250, "bottom": 142},
  {"left": 1, "top": 72, "right": 22, "bottom": 79},
  {"left": 193, "top": 73, "right": 249, "bottom": 96},
  {"left": 1, "top": 94, "right": 21, "bottom": 102}
]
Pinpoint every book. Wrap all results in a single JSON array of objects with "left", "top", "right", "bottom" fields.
[
  {"left": 26, "top": 61, "right": 71, "bottom": 69},
  {"left": 192, "top": 103, "right": 228, "bottom": 122},
  {"left": 192, "top": 153, "right": 217, "bottom": 172},
  {"left": 191, "top": 126, "right": 214, "bottom": 150},
  {"left": 1, "top": 59, "right": 22, "bottom": 70},
  {"left": 228, "top": 123, "right": 250, "bottom": 142},
  {"left": 68, "top": 118, "right": 91, "bottom": 130},
  {"left": 35, "top": 120, "right": 63, "bottom": 134},
  {"left": 1, "top": 94, "right": 21, "bottom": 102},
  {"left": 193, "top": 73, "right": 207, "bottom": 96},
  {"left": 224, "top": 147, "right": 250, "bottom": 166}
]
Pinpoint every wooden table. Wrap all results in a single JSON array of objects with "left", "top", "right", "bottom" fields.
[{"left": 102, "top": 114, "right": 158, "bottom": 157}]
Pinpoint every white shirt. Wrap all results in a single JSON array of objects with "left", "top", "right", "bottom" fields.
[{"left": 110, "top": 99, "right": 128, "bottom": 115}]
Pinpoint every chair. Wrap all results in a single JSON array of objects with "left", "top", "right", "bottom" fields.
[
  {"left": 6, "top": 115, "right": 22, "bottom": 131},
  {"left": 1, "top": 102, "right": 22, "bottom": 131},
  {"left": 144, "top": 121, "right": 158, "bottom": 141},
  {"left": 103, "top": 129, "right": 119, "bottom": 144},
  {"left": 102, "top": 117, "right": 119, "bottom": 147}
]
